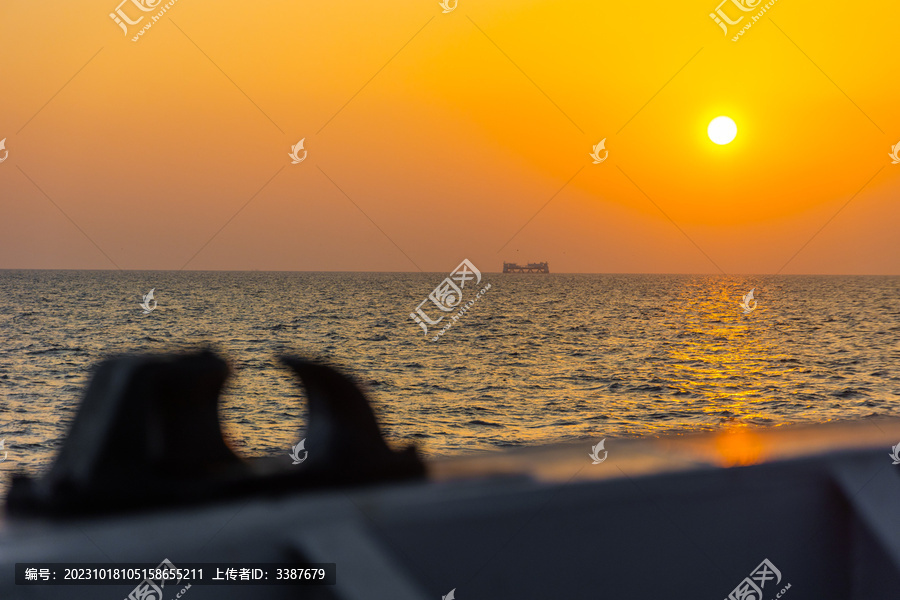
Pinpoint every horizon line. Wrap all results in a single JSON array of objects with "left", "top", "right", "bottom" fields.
[{"left": 0, "top": 268, "right": 898, "bottom": 277}]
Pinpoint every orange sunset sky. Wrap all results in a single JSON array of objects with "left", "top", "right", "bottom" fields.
[{"left": 1, "top": 0, "right": 898, "bottom": 274}]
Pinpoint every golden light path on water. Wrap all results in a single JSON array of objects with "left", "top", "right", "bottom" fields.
[{"left": 663, "top": 280, "right": 791, "bottom": 425}]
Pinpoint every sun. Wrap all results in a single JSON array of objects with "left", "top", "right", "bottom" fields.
[{"left": 708, "top": 116, "right": 737, "bottom": 145}]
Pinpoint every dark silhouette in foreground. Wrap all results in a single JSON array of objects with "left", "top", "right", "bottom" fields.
[
  {"left": 6, "top": 350, "right": 425, "bottom": 517},
  {"left": 2, "top": 351, "right": 900, "bottom": 599}
]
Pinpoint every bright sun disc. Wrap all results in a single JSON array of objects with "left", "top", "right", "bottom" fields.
[{"left": 708, "top": 116, "right": 737, "bottom": 145}]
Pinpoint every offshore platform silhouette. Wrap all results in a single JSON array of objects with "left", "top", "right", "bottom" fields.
[{"left": 502, "top": 261, "right": 549, "bottom": 273}]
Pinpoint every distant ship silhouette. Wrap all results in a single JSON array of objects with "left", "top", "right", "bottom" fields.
[{"left": 502, "top": 261, "right": 549, "bottom": 273}]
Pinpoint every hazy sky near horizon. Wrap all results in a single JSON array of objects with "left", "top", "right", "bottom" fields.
[{"left": 1, "top": 0, "right": 898, "bottom": 274}]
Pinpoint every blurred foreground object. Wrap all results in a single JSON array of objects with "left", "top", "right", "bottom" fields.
[
  {"left": 1, "top": 350, "right": 899, "bottom": 599},
  {"left": 5, "top": 350, "right": 425, "bottom": 517}
]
